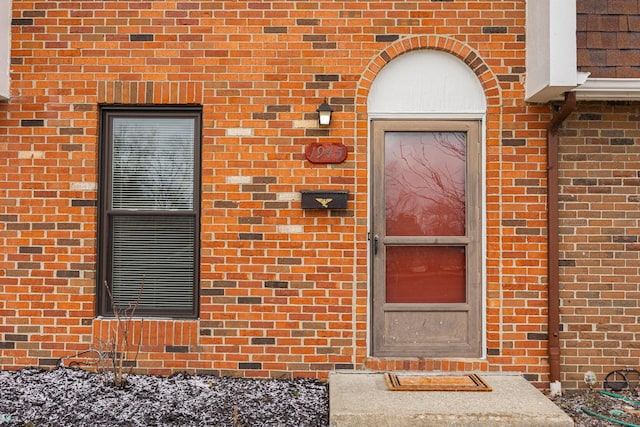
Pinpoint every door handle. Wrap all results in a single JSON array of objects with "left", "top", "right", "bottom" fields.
[{"left": 373, "top": 234, "right": 379, "bottom": 255}]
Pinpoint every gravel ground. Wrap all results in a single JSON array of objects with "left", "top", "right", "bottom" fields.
[
  {"left": 0, "top": 368, "right": 328, "bottom": 426},
  {"left": 552, "top": 388, "right": 640, "bottom": 426},
  {"left": 3, "top": 368, "right": 640, "bottom": 426}
]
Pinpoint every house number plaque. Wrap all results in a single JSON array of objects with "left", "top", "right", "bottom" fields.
[{"left": 305, "top": 143, "right": 347, "bottom": 164}]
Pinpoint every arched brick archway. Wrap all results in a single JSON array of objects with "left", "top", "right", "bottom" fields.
[
  {"left": 356, "top": 35, "right": 501, "bottom": 113},
  {"left": 352, "top": 35, "right": 503, "bottom": 370}
]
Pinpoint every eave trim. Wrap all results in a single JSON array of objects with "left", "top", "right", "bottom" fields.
[{"left": 572, "top": 78, "right": 640, "bottom": 101}]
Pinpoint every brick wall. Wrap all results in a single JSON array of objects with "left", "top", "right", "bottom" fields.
[
  {"left": 559, "top": 103, "right": 640, "bottom": 390},
  {"left": 0, "top": 0, "right": 561, "bottom": 385}
]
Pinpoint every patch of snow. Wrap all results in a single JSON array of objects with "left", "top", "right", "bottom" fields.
[{"left": 0, "top": 368, "right": 328, "bottom": 426}]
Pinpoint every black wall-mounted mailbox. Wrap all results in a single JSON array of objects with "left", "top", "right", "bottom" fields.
[{"left": 300, "top": 190, "right": 348, "bottom": 209}]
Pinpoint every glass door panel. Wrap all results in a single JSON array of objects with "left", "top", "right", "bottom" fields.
[
  {"left": 386, "top": 246, "right": 466, "bottom": 304},
  {"left": 384, "top": 131, "right": 466, "bottom": 237}
]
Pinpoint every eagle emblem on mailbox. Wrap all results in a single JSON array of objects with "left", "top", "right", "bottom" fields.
[
  {"left": 315, "top": 198, "right": 333, "bottom": 208},
  {"left": 300, "top": 190, "right": 348, "bottom": 209}
]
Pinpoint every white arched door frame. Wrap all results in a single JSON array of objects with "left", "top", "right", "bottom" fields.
[{"left": 367, "top": 49, "right": 487, "bottom": 357}]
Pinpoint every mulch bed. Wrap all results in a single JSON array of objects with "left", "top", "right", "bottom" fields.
[
  {"left": 0, "top": 368, "right": 328, "bottom": 426},
  {"left": 552, "top": 388, "right": 640, "bottom": 427}
]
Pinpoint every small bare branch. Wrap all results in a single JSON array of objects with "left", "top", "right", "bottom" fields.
[{"left": 101, "top": 279, "right": 145, "bottom": 387}]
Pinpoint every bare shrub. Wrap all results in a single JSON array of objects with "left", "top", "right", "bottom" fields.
[
  {"left": 101, "top": 279, "right": 144, "bottom": 387},
  {"left": 58, "top": 280, "right": 145, "bottom": 388}
]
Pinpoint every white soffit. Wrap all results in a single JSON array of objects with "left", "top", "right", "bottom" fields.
[
  {"left": 0, "top": 0, "right": 10, "bottom": 100},
  {"left": 368, "top": 50, "right": 486, "bottom": 115}
]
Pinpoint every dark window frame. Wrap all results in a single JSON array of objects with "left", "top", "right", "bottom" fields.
[{"left": 97, "top": 105, "right": 201, "bottom": 318}]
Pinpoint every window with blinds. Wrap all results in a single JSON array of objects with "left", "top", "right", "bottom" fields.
[{"left": 98, "top": 107, "right": 201, "bottom": 317}]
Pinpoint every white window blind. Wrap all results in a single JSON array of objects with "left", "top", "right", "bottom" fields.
[{"left": 111, "top": 215, "right": 195, "bottom": 310}]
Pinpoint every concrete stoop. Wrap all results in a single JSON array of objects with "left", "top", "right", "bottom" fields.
[{"left": 329, "top": 372, "right": 574, "bottom": 426}]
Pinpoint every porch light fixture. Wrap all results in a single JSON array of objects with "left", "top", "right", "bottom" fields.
[{"left": 316, "top": 98, "right": 333, "bottom": 127}]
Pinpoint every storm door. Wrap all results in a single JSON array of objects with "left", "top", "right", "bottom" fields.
[{"left": 371, "top": 120, "right": 481, "bottom": 357}]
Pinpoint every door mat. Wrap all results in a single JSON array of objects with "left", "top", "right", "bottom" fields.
[{"left": 384, "top": 373, "right": 492, "bottom": 392}]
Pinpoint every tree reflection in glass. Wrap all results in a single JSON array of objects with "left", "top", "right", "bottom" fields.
[
  {"left": 385, "top": 131, "right": 466, "bottom": 237},
  {"left": 112, "top": 118, "right": 194, "bottom": 211}
]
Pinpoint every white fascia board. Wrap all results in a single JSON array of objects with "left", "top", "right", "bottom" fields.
[
  {"left": 0, "top": 0, "right": 10, "bottom": 100},
  {"left": 526, "top": 0, "right": 581, "bottom": 103},
  {"left": 572, "top": 78, "right": 640, "bottom": 101}
]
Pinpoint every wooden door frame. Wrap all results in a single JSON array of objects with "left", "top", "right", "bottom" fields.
[{"left": 370, "top": 119, "right": 483, "bottom": 358}]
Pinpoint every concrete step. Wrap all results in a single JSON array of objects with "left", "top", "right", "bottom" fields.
[{"left": 329, "top": 372, "right": 574, "bottom": 426}]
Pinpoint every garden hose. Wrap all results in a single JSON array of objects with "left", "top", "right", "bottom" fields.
[
  {"left": 581, "top": 407, "right": 640, "bottom": 427},
  {"left": 600, "top": 390, "right": 640, "bottom": 407}
]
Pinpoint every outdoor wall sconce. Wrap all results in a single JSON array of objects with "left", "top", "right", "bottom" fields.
[{"left": 316, "top": 98, "right": 333, "bottom": 127}]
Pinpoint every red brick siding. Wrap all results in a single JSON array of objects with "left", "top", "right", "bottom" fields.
[
  {"left": 559, "top": 103, "right": 640, "bottom": 390},
  {"left": 1, "top": 0, "right": 559, "bottom": 385}
]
